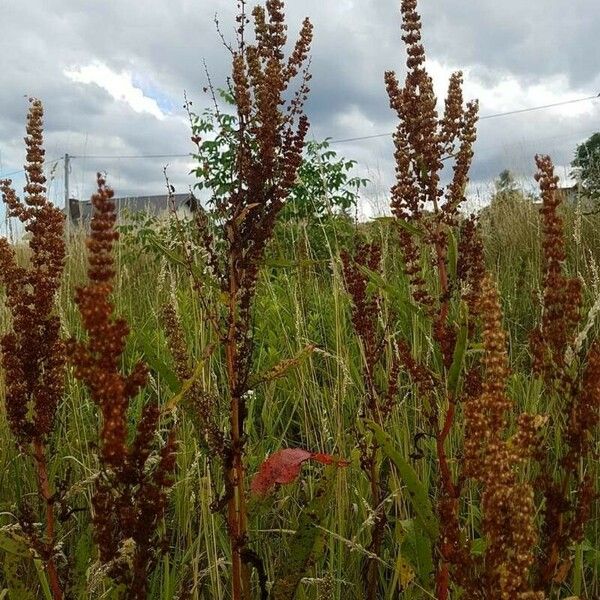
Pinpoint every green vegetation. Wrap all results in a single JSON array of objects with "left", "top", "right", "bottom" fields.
[{"left": 573, "top": 132, "right": 600, "bottom": 201}]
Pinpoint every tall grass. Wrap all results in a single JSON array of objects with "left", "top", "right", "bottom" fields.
[{"left": 1, "top": 201, "right": 598, "bottom": 598}]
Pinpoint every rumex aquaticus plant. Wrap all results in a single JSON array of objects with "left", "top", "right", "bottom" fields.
[
  {"left": 383, "top": 0, "right": 482, "bottom": 596},
  {"left": 0, "top": 98, "right": 66, "bottom": 600},
  {"left": 341, "top": 241, "right": 401, "bottom": 599},
  {"left": 461, "top": 275, "right": 545, "bottom": 599},
  {"left": 529, "top": 155, "right": 600, "bottom": 593},
  {"left": 185, "top": 1, "right": 313, "bottom": 597},
  {"left": 67, "top": 174, "right": 177, "bottom": 598}
]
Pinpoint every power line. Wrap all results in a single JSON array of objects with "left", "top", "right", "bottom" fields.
[
  {"left": 0, "top": 156, "right": 65, "bottom": 180},
  {"left": 0, "top": 94, "right": 597, "bottom": 177},
  {"left": 479, "top": 94, "right": 598, "bottom": 120},
  {"left": 70, "top": 153, "right": 190, "bottom": 160},
  {"left": 329, "top": 94, "right": 599, "bottom": 144},
  {"left": 0, "top": 154, "right": 190, "bottom": 179}
]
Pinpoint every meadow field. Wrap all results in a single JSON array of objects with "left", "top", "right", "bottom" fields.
[{"left": 1, "top": 1, "right": 599, "bottom": 599}]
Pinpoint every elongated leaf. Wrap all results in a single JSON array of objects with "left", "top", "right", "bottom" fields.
[
  {"left": 0, "top": 531, "right": 31, "bottom": 558},
  {"left": 399, "top": 519, "right": 434, "bottom": 588},
  {"left": 356, "top": 264, "right": 422, "bottom": 318},
  {"left": 396, "top": 217, "right": 424, "bottom": 238},
  {"left": 271, "top": 466, "right": 336, "bottom": 600},
  {"left": 394, "top": 554, "right": 416, "bottom": 590},
  {"left": 366, "top": 421, "right": 439, "bottom": 542},
  {"left": 32, "top": 559, "right": 53, "bottom": 600},
  {"left": 0, "top": 531, "right": 50, "bottom": 600},
  {"left": 162, "top": 346, "right": 214, "bottom": 413},
  {"left": 390, "top": 521, "right": 416, "bottom": 592},
  {"left": 138, "top": 336, "right": 180, "bottom": 393}
]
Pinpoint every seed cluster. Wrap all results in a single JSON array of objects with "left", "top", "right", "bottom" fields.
[
  {"left": 385, "top": 0, "right": 478, "bottom": 322},
  {"left": 0, "top": 98, "right": 66, "bottom": 446},
  {"left": 68, "top": 175, "right": 176, "bottom": 597},
  {"left": 0, "top": 98, "right": 66, "bottom": 600},
  {"left": 464, "top": 276, "right": 543, "bottom": 599},
  {"left": 530, "top": 154, "right": 582, "bottom": 384},
  {"left": 528, "top": 156, "right": 599, "bottom": 591}
]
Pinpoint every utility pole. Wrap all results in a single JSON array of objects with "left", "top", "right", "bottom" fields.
[{"left": 64, "top": 153, "right": 70, "bottom": 228}]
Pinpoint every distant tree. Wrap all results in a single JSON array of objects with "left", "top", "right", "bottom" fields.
[
  {"left": 571, "top": 132, "right": 600, "bottom": 199},
  {"left": 490, "top": 169, "right": 530, "bottom": 206},
  {"left": 481, "top": 169, "right": 537, "bottom": 229},
  {"left": 495, "top": 168, "right": 518, "bottom": 195}
]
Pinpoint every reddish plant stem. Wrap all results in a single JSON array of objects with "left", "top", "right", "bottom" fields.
[
  {"left": 433, "top": 235, "right": 457, "bottom": 600},
  {"left": 436, "top": 399, "right": 457, "bottom": 499},
  {"left": 32, "top": 441, "right": 63, "bottom": 600},
  {"left": 435, "top": 562, "right": 450, "bottom": 600},
  {"left": 434, "top": 399, "right": 457, "bottom": 600},
  {"left": 225, "top": 247, "right": 251, "bottom": 600}
]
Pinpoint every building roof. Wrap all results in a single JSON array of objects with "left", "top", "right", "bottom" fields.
[{"left": 67, "top": 193, "right": 197, "bottom": 223}]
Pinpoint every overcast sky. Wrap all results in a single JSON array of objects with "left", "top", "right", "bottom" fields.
[{"left": 0, "top": 0, "right": 599, "bottom": 218}]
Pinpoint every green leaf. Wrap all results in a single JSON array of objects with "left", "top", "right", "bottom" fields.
[
  {"left": 365, "top": 421, "right": 439, "bottom": 542},
  {"left": 138, "top": 336, "right": 180, "bottom": 394},
  {"left": 355, "top": 264, "right": 422, "bottom": 319},
  {"left": 409, "top": 521, "right": 434, "bottom": 587},
  {"left": 396, "top": 217, "right": 424, "bottom": 238},
  {"left": 0, "top": 533, "right": 38, "bottom": 600},
  {"left": 0, "top": 531, "right": 31, "bottom": 558},
  {"left": 271, "top": 466, "right": 336, "bottom": 600},
  {"left": 32, "top": 559, "right": 53, "bottom": 600},
  {"left": 470, "top": 538, "right": 486, "bottom": 556},
  {"left": 390, "top": 522, "right": 417, "bottom": 592}
]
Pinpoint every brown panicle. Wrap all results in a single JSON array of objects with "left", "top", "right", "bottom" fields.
[
  {"left": 528, "top": 156, "right": 597, "bottom": 591},
  {"left": 530, "top": 154, "right": 582, "bottom": 385},
  {"left": 341, "top": 239, "right": 397, "bottom": 599},
  {"left": 463, "top": 275, "right": 544, "bottom": 600},
  {"left": 189, "top": 3, "right": 313, "bottom": 598},
  {"left": 68, "top": 174, "right": 177, "bottom": 598},
  {"left": 0, "top": 98, "right": 66, "bottom": 600},
  {"left": 385, "top": 2, "right": 480, "bottom": 596},
  {"left": 0, "top": 98, "right": 66, "bottom": 447},
  {"left": 385, "top": 0, "right": 479, "bottom": 332},
  {"left": 341, "top": 241, "right": 384, "bottom": 409}
]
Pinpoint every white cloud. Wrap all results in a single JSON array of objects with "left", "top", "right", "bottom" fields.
[
  {"left": 63, "top": 62, "right": 166, "bottom": 120},
  {"left": 427, "top": 59, "right": 598, "bottom": 119}
]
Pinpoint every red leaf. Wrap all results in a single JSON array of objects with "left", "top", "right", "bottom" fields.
[{"left": 251, "top": 448, "right": 349, "bottom": 496}]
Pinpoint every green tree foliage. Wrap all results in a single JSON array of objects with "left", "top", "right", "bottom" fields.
[
  {"left": 190, "top": 90, "right": 368, "bottom": 221},
  {"left": 494, "top": 168, "right": 518, "bottom": 196},
  {"left": 572, "top": 132, "right": 600, "bottom": 199}
]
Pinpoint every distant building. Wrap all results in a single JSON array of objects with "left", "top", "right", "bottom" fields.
[
  {"left": 66, "top": 192, "right": 198, "bottom": 226},
  {"left": 557, "top": 184, "right": 579, "bottom": 205},
  {"left": 530, "top": 184, "right": 593, "bottom": 210}
]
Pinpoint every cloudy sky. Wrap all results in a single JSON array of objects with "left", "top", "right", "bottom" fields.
[{"left": 0, "top": 0, "right": 599, "bottom": 218}]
